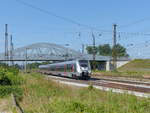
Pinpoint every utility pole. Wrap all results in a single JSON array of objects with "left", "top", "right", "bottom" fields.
[
  {"left": 5, "top": 24, "right": 9, "bottom": 61},
  {"left": 65, "top": 44, "right": 69, "bottom": 61},
  {"left": 92, "top": 33, "right": 96, "bottom": 70},
  {"left": 82, "top": 44, "right": 85, "bottom": 54},
  {"left": 112, "top": 24, "right": 117, "bottom": 70},
  {"left": 10, "top": 35, "right": 14, "bottom": 65},
  {"left": 25, "top": 48, "right": 28, "bottom": 73}
]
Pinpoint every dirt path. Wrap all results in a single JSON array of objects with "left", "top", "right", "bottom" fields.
[{"left": 0, "top": 99, "right": 12, "bottom": 113}]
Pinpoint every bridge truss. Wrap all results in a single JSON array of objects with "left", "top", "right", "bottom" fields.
[{"left": 0, "top": 43, "right": 84, "bottom": 61}]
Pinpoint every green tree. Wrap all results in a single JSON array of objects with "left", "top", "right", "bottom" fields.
[
  {"left": 26, "top": 61, "right": 52, "bottom": 69},
  {"left": 86, "top": 46, "right": 98, "bottom": 55},
  {"left": 98, "top": 44, "right": 112, "bottom": 56},
  {"left": 27, "top": 62, "right": 41, "bottom": 69},
  {"left": 86, "top": 44, "right": 129, "bottom": 57},
  {"left": 113, "top": 44, "right": 129, "bottom": 57}
]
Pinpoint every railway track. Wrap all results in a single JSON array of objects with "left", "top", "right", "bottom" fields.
[
  {"left": 91, "top": 77, "right": 150, "bottom": 86},
  {"left": 45, "top": 74, "right": 150, "bottom": 98},
  {"left": 91, "top": 80, "right": 150, "bottom": 93}
]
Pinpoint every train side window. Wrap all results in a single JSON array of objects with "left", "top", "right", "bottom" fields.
[
  {"left": 60, "top": 66, "right": 63, "bottom": 72},
  {"left": 69, "top": 64, "right": 72, "bottom": 72},
  {"left": 67, "top": 64, "right": 72, "bottom": 72},
  {"left": 66, "top": 64, "right": 69, "bottom": 72}
]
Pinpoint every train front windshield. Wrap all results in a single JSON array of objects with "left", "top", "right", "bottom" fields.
[{"left": 79, "top": 60, "right": 89, "bottom": 68}]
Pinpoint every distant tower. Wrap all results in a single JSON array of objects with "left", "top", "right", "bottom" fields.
[{"left": 5, "top": 24, "right": 9, "bottom": 60}]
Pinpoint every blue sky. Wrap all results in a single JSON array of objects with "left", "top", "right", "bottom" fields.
[{"left": 0, "top": 0, "right": 150, "bottom": 58}]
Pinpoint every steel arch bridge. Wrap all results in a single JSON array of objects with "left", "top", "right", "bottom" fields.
[{"left": 0, "top": 43, "right": 84, "bottom": 61}]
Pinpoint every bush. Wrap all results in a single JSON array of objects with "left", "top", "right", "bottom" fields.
[
  {"left": 0, "top": 66, "right": 22, "bottom": 86},
  {"left": 0, "top": 65, "right": 24, "bottom": 99},
  {"left": 0, "top": 86, "right": 23, "bottom": 99},
  {"left": 88, "top": 85, "right": 94, "bottom": 90},
  {"left": 0, "top": 76, "right": 12, "bottom": 85}
]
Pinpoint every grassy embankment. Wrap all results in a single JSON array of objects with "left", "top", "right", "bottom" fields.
[
  {"left": 0, "top": 64, "right": 24, "bottom": 112},
  {"left": 0, "top": 63, "right": 150, "bottom": 113},
  {"left": 93, "top": 59, "right": 150, "bottom": 78},
  {"left": 18, "top": 72, "right": 150, "bottom": 113}
]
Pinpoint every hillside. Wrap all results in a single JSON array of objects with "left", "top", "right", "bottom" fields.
[
  {"left": 119, "top": 59, "right": 150, "bottom": 72},
  {"left": 93, "top": 59, "right": 150, "bottom": 78}
]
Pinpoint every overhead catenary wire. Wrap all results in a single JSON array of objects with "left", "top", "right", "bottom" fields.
[
  {"left": 119, "top": 18, "right": 150, "bottom": 29},
  {"left": 14, "top": 0, "right": 111, "bottom": 32},
  {"left": 14, "top": 0, "right": 150, "bottom": 39},
  {"left": 126, "top": 40, "right": 150, "bottom": 48}
]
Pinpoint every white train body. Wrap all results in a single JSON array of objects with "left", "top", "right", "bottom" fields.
[{"left": 39, "top": 60, "right": 91, "bottom": 79}]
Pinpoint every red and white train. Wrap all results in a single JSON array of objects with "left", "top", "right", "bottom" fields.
[{"left": 39, "top": 60, "right": 91, "bottom": 79}]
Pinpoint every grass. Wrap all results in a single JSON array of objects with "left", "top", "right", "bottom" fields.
[
  {"left": 119, "top": 59, "right": 150, "bottom": 71},
  {"left": 93, "top": 59, "right": 150, "bottom": 78},
  {"left": 18, "top": 72, "right": 150, "bottom": 113}
]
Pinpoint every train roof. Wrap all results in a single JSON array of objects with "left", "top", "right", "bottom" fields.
[{"left": 39, "top": 59, "right": 87, "bottom": 68}]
